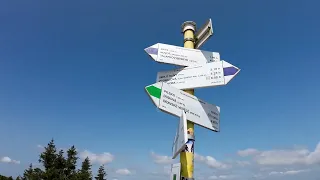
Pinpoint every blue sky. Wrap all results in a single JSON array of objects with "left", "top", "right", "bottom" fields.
[{"left": 0, "top": 0, "right": 320, "bottom": 179}]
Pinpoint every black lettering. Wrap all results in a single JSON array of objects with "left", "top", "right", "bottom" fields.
[
  {"left": 163, "top": 94, "right": 176, "bottom": 102},
  {"left": 163, "top": 99, "right": 177, "bottom": 108}
]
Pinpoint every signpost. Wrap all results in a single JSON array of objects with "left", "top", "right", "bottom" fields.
[
  {"left": 145, "top": 82, "right": 220, "bottom": 132},
  {"left": 157, "top": 60, "right": 240, "bottom": 90},
  {"left": 172, "top": 110, "right": 188, "bottom": 159},
  {"left": 195, "top": 18, "right": 214, "bottom": 49},
  {"left": 144, "top": 19, "right": 240, "bottom": 180},
  {"left": 145, "top": 43, "right": 220, "bottom": 67}
]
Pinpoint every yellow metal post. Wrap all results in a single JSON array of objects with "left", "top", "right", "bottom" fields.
[{"left": 180, "top": 21, "right": 196, "bottom": 180}]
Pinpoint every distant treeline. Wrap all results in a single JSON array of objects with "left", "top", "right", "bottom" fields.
[{"left": 1, "top": 139, "right": 107, "bottom": 180}]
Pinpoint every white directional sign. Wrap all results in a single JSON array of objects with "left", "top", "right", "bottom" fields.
[
  {"left": 170, "top": 163, "right": 181, "bottom": 180},
  {"left": 195, "top": 18, "right": 213, "bottom": 49},
  {"left": 145, "top": 82, "right": 220, "bottom": 132},
  {"left": 172, "top": 110, "right": 188, "bottom": 159},
  {"left": 144, "top": 43, "right": 220, "bottom": 67},
  {"left": 156, "top": 60, "right": 240, "bottom": 90}
]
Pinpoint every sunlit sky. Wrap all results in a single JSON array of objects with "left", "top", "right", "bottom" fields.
[{"left": 1, "top": 0, "right": 319, "bottom": 179}]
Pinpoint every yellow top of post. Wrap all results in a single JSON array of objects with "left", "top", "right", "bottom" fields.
[
  {"left": 181, "top": 21, "right": 196, "bottom": 95},
  {"left": 182, "top": 21, "right": 196, "bottom": 51}
]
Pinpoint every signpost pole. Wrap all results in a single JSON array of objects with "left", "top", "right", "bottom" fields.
[{"left": 180, "top": 21, "right": 196, "bottom": 180}]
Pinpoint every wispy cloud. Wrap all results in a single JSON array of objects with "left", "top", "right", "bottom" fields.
[
  {"left": 1, "top": 156, "right": 20, "bottom": 164},
  {"left": 115, "top": 168, "right": 132, "bottom": 175},
  {"left": 237, "top": 142, "right": 320, "bottom": 166},
  {"left": 269, "top": 169, "right": 310, "bottom": 176},
  {"left": 150, "top": 151, "right": 174, "bottom": 164},
  {"left": 195, "top": 153, "right": 230, "bottom": 169},
  {"left": 79, "top": 150, "right": 114, "bottom": 165}
]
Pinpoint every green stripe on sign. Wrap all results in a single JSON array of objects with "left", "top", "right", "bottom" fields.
[
  {"left": 146, "top": 85, "right": 161, "bottom": 99},
  {"left": 173, "top": 174, "right": 176, "bottom": 180}
]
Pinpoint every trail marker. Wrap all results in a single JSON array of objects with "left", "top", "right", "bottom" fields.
[
  {"left": 157, "top": 60, "right": 240, "bottom": 90},
  {"left": 144, "top": 43, "right": 220, "bottom": 67},
  {"left": 172, "top": 110, "right": 188, "bottom": 159},
  {"left": 145, "top": 82, "right": 220, "bottom": 132},
  {"left": 144, "top": 18, "right": 241, "bottom": 180}
]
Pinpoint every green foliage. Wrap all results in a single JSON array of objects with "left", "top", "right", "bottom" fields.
[
  {"left": 0, "top": 175, "right": 14, "bottom": 180},
  {"left": 95, "top": 165, "right": 107, "bottom": 180},
  {"left": 65, "top": 146, "right": 78, "bottom": 180},
  {"left": 1, "top": 139, "right": 107, "bottom": 180},
  {"left": 78, "top": 157, "right": 92, "bottom": 180}
]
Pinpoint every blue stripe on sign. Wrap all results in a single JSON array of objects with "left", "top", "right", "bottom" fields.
[
  {"left": 145, "top": 48, "right": 158, "bottom": 55},
  {"left": 223, "top": 67, "right": 239, "bottom": 76}
]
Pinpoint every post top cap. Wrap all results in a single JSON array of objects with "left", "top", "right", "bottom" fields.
[{"left": 181, "top": 21, "right": 196, "bottom": 33}]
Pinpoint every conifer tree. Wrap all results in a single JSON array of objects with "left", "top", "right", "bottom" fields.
[
  {"left": 55, "top": 149, "right": 66, "bottom": 179},
  {"left": 95, "top": 165, "right": 107, "bottom": 180},
  {"left": 39, "top": 139, "right": 60, "bottom": 179},
  {"left": 78, "top": 157, "right": 92, "bottom": 180},
  {"left": 65, "top": 145, "right": 78, "bottom": 180},
  {"left": 33, "top": 168, "right": 43, "bottom": 180},
  {"left": 22, "top": 163, "right": 42, "bottom": 180},
  {"left": 0, "top": 175, "right": 8, "bottom": 180},
  {"left": 39, "top": 139, "right": 57, "bottom": 170},
  {"left": 22, "top": 164, "right": 34, "bottom": 180}
]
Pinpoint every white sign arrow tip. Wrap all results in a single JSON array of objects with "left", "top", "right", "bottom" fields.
[
  {"left": 144, "top": 44, "right": 159, "bottom": 61},
  {"left": 222, "top": 61, "right": 241, "bottom": 85},
  {"left": 145, "top": 82, "right": 162, "bottom": 107}
]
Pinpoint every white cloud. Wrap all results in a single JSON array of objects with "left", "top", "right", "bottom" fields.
[
  {"left": 79, "top": 150, "right": 114, "bottom": 165},
  {"left": 259, "top": 167, "right": 273, "bottom": 172},
  {"left": 255, "top": 149, "right": 308, "bottom": 165},
  {"left": 237, "top": 148, "right": 260, "bottom": 157},
  {"left": 163, "top": 165, "right": 172, "bottom": 175},
  {"left": 209, "top": 175, "right": 237, "bottom": 179},
  {"left": 235, "top": 160, "right": 251, "bottom": 167},
  {"left": 237, "top": 142, "right": 320, "bottom": 166},
  {"left": 150, "top": 165, "right": 172, "bottom": 177},
  {"left": 195, "top": 153, "right": 230, "bottom": 169},
  {"left": 1, "top": 157, "right": 11, "bottom": 163},
  {"left": 269, "top": 169, "right": 310, "bottom": 176},
  {"left": 37, "top": 144, "right": 44, "bottom": 149},
  {"left": 116, "top": 168, "right": 132, "bottom": 175},
  {"left": 150, "top": 151, "right": 174, "bottom": 164},
  {"left": 147, "top": 142, "right": 320, "bottom": 179},
  {"left": 252, "top": 173, "right": 264, "bottom": 179},
  {"left": 0, "top": 156, "right": 20, "bottom": 164}
]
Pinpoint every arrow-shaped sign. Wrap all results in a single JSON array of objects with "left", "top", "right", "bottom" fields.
[
  {"left": 145, "top": 82, "right": 220, "bottom": 132},
  {"left": 172, "top": 110, "right": 188, "bottom": 159},
  {"left": 144, "top": 43, "right": 220, "bottom": 67},
  {"left": 156, "top": 60, "right": 240, "bottom": 90}
]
